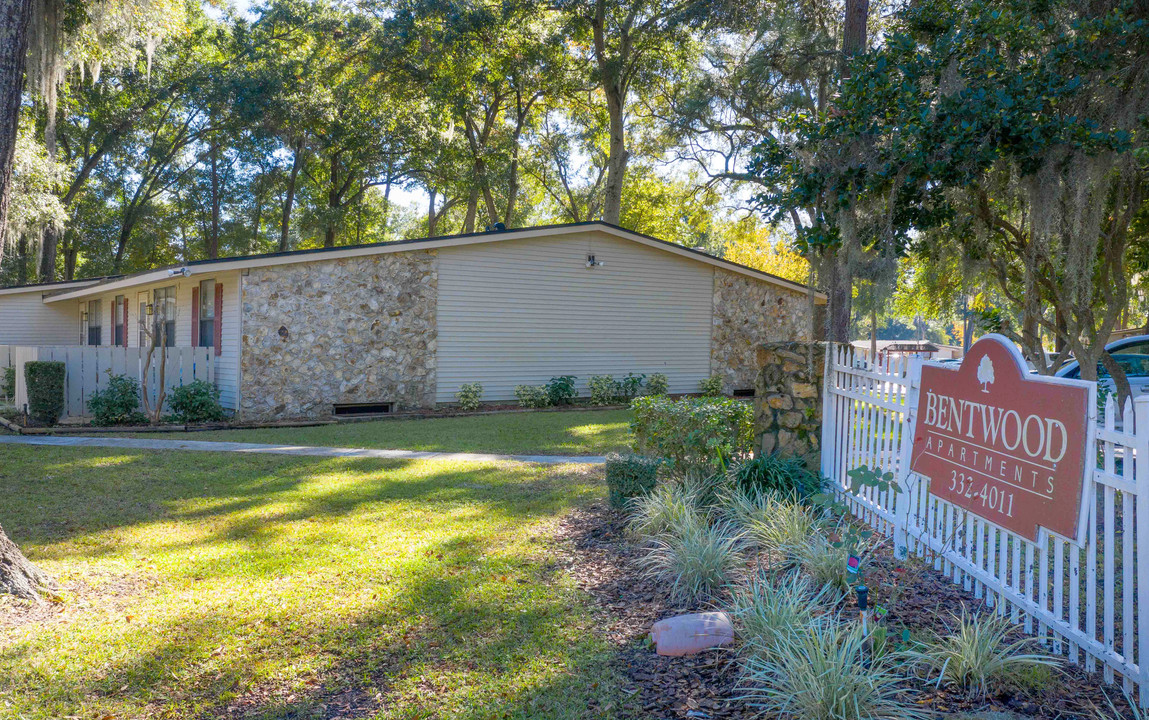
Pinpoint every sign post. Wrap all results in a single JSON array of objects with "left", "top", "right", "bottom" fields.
[{"left": 909, "top": 335, "right": 1094, "bottom": 545}]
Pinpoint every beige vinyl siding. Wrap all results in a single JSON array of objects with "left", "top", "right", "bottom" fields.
[
  {"left": 436, "top": 231, "right": 713, "bottom": 403},
  {"left": 0, "top": 290, "right": 78, "bottom": 344},
  {"left": 62, "top": 271, "right": 241, "bottom": 410}
]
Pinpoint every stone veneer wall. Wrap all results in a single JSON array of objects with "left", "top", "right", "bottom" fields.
[
  {"left": 755, "top": 341, "right": 825, "bottom": 471},
  {"left": 240, "top": 251, "right": 438, "bottom": 420},
  {"left": 710, "top": 269, "right": 812, "bottom": 392}
]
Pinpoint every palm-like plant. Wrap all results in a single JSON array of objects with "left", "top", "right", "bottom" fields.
[{"left": 904, "top": 608, "right": 1059, "bottom": 699}]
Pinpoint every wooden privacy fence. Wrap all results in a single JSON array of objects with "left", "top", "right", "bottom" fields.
[
  {"left": 0, "top": 345, "right": 215, "bottom": 419},
  {"left": 821, "top": 345, "right": 1149, "bottom": 706}
]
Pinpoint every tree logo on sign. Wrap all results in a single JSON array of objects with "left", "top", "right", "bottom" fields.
[{"left": 977, "top": 355, "right": 995, "bottom": 393}]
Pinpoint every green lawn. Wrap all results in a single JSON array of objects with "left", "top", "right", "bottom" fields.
[
  {"left": 0, "top": 446, "right": 630, "bottom": 719},
  {"left": 131, "top": 408, "right": 633, "bottom": 456}
]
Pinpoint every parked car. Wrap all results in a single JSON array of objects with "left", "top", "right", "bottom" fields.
[{"left": 1055, "top": 334, "right": 1149, "bottom": 399}]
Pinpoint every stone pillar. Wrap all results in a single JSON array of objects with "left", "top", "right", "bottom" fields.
[{"left": 754, "top": 341, "right": 826, "bottom": 471}]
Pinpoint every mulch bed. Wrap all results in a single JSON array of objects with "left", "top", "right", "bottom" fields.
[{"left": 554, "top": 502, "right": 1137, "bottom": 720}]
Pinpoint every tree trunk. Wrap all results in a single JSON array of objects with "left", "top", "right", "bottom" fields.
[
  {"left": 206, "top": 135, "right": 221, "bottom": 258},
  {"left": 38, "top": 97, "right": 59, "bottom": 281},
  {"left": 463, "top": 186, "right": 478, "bottom": 233},
  {"left": 841, "top": 0, "right": 869, "bottom": 74},
  {"left": 0, "top": 523, "right": 55, "bottom": 601},
  {"left": 0, "top": 0, "right": 33, "bottom": 265},
  {"left": 427, "top": 187, "right": 438, "bottom": 237},
  {"left": 324, "top": 153, "right": 339, "bottom": 248},
  {"left": 601, "top": 87, "right": 627, "bottom": 225},
  {"left": 279, "top": 144, "right": 302, "bottom": 252}
]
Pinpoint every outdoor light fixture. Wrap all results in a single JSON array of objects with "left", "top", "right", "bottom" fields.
[
  {"left": 167, "top": 267, "right": 191, "bottom": 278},
  {"left": 80, "top": 311, "right": 88, "bottom": 322},
  {"left": 146, "top": 303, "right": 155, "bottom": 316},
  {"left": 585, "top": 254, "right": 604, "bottom": 268}
]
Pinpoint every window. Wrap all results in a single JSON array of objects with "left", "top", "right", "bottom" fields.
[
  {"left": 138, "top": 292, "right": 149, "bottom": 347},
  {"left": 87, "top": 299, "right": 102, "bottom": 346},
  {"left": 198, "top": 280, "right": 215, "bottom": 348},
  {"left": 153, "top": 286, "right": 176, "bottom": 347},
  {"left": 113, "top": 295, "right": 125, "bottom": 346}
]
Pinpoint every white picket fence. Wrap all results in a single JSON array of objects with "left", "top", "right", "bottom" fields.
[
  {"left": 0, "top": 345, "right": 215, "bottom": 419},
  {"left": 821, "top": 344, "right": 1149, "bottom": 706}
]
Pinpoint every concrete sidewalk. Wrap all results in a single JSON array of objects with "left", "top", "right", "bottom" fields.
[{"left": 0, "top": 434, "right": 606, "bottom": 465}]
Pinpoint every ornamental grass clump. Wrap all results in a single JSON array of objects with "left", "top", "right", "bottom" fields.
[
  {"left": 740, "top": 618, "right": 924, "bottom": 720},
  {"left": 744, "top": 495, "right": 820, "bottom": 559},
  {"left": 731, "top": 571, "right": 834, "bottom": 658},
  {"left": 628, "top": 482, "right": 700, "bottom": 539},
  {"left": 796, "top": 532, "right": 853, "bottom": 596},
  {"left": 639, "top": 513, "right": 744, "bottom": 603},
  {"left": 905, "top": 608, "right": 1059, "bottom": 699},
  {"left": 716, "top": 482, "right": 772, "bottom": 530}
]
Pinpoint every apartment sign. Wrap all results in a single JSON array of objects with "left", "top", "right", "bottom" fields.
[{"left": 909, "top": 335, "right": 1092, "bottom": 544}]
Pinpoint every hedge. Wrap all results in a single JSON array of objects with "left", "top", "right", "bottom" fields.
[
  {"left": 25, "top": 361, "right": 66, "bottom": 425},
  {"left": 630, "top": 395, "right": 754, "bottom": 469},
  {"left": 605, "top": 452, "right": 662, "bottom": 510}
]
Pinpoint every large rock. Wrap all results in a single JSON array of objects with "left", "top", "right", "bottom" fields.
[{"left": 649, "top": 612, "right": 735, "bottom": 656}]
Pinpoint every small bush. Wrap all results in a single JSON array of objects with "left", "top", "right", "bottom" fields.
[
  {"left": 630, "top": 395, "right": 754, "bottom": 470},
  {"left": 2, "top": 366, "right": 14, "bottom": 400},
  {"left": 740, "top": 619, "right": 924, "bottom": 720},
  {"left": 87, "top": 375, "right": 146, "bottom": 426},
  {"left": 639, "top": 515, "right": 744, "bottom": 603},
  {"left": 455, "top": 382, "right": 483, "bottom": 411},
  {"left": 168, "top": 380, "right": 226, "bottom": 423},
  {"left": 731, "top": 571, "right": 834, "bottom": 657},
  {"left": 717, "top": 483, "right": 773, "bottom": 530},
  {"left": 646, "top": 372, "right": 669, "bottom": 396},
  {"left": 24, "top": 361, "right": 65, "bottom": 425},
  {"left": 698, "top": 375, "right": 724, "bottom": 396},
  {"left": 617, "top": 372, "right": 645, "bottom": 401},
  {"left": 904, "top": 609, "right": 1059, "bottom": 699},
  {"left": 628, "top": 482, "right": 699, "bottom": 539},
  {"left": 728, "top": 454, "right": 822, "bottom": 499},
  {"left": 514, "top": 384, "right": 550, "bottom": 409},
  {"left": 546, "top": 375, "right": 577, "bottom": 406},
  {"left": 588, "top": 375, "right": 619, "bottom": 405},
  {"left": 605, "top": 452, "right": 662, "bottom": 510}
]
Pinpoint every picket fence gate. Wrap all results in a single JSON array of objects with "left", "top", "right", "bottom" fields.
[
  {"left": 0, "top": 345, "right": 214, "bottom": 419},
  {"left": 821, "top": 344, "right": 1149, "bottom": 707}
]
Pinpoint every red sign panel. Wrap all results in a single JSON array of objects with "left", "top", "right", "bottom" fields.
[{"left": 909, "top": 335, "right": 1092, "bottom": 544}]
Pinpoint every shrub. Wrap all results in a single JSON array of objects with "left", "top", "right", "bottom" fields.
[
  {"left": 514, "top": 384, "right": 550, "bottom": 409},
  {"left": 628, "top": 482, "right": 699, "bottom": 539},
  {"left": 731, "top": 571, "right": 834, "bottom": 657},
  {"left": 87, "top": 375, "right": 146, "bottom": 426},
  {"left": 546, "top": 375, "right": 577, "bottom": 406},
  {"left": 646, "top": 372, "right": 670, "bottom": 396},
  {"left": 617, "top": 372, "right": 645, "bottom": 401},
  {"left": 167, "top": 380, "right": 226, "bottom": 423},
  {"left": 630, "top": 395, "right": 754, "bottom": 469},
  {"left": 639, "top": 512, "right": 744, "bottom": 603},
  {"left": 456, "top": 382, "right": 483, "bottom": 411},
  {"left": 2, "top": 366, "right": 14, "bottom": 400},
  {"left": 698, "top": 375, "right": 724, "bottom": 396},
  {"left": 605, "top": 452, "right": 663, "bottom": 510},
  {"left": 728, "top": 454, "right": 822, "bottom": 499},
  {"left": 24, "top": 361, "right": 65, "bottom": 425},
  {"left": 588, "top": 375, "right": 619, "bottom": 405},
  {"left": 740, "top": 618, "right": 924, "bottom": 720},
  {"left": 717, "top": 483, "right": 773, "bottom": 530},
  {"left": 904, "top": 609, "right": 1059, "bottom": 699}
]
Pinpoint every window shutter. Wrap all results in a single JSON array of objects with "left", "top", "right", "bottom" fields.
[
  {"left": 123, "top": 299, "right": 129, "bottom": 347},
  {"left": 213, "top": 282, "right": 223, "bottom": 356},
  {"left": 111, "top": 303, "right": 116, "bottom": 346},
  {"left": 191, "top": 286, "right": 200, "bottom": 347}
]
